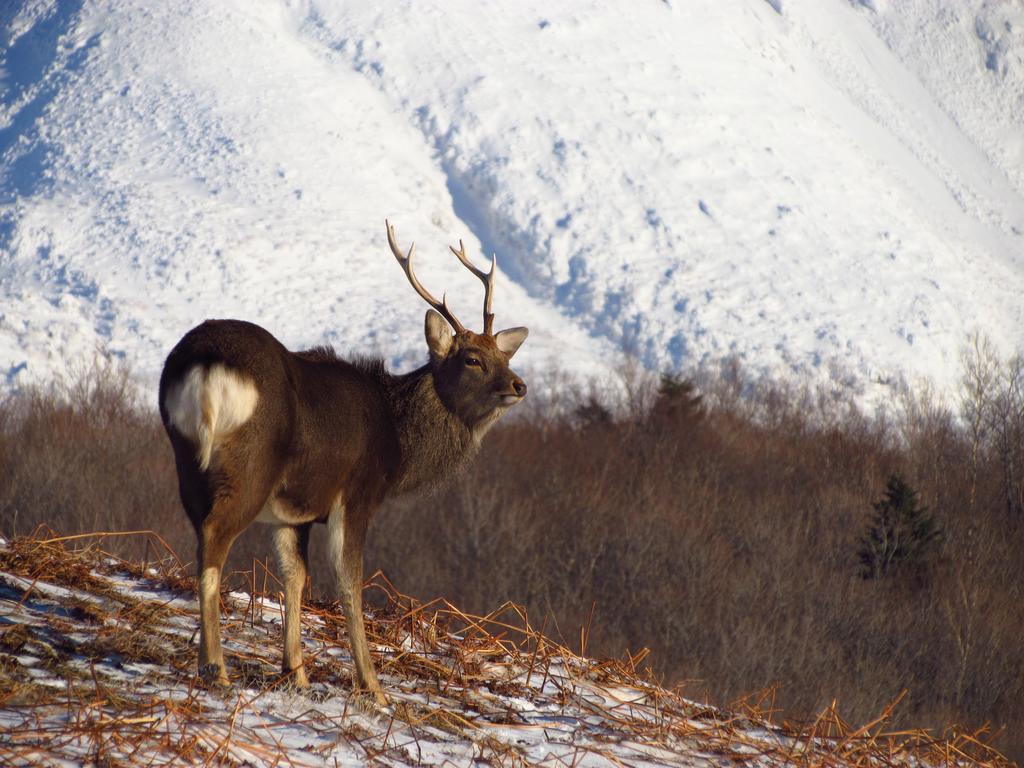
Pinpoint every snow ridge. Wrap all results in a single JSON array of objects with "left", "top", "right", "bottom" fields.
[{"left": 1, "top": 0, "right": 1022, "bottom": 401}]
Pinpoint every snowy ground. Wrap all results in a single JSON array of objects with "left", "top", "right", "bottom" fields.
[
  {"left": 0, "top": 533, "right": 1008, "bottom": 767},
  {"left": 1, "top": 0, "right": 1023, "bottom": 403}
]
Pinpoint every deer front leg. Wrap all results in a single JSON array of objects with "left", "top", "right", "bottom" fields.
[
  {"left": 328, "top": 504, "right": 387, "bottom": 706},
  {"left": 272, "top": 523, "right": 311, "bottom": 687}
]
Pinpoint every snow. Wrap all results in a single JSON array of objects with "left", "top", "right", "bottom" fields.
[
  {"left": 1, "top": 0, "right": 1022, "bottom": 402},
  {"left": 0, "top": 535, "right": 1004, "bottom": 766},
  {"left": 0, "top": 546, "right": 786, "bottom": 766}
]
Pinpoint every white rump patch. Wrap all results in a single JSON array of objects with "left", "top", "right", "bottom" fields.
[{"left": 165, "top": 364, "right": 259, "bottom": 470}]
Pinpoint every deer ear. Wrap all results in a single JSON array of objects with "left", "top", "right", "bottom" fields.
[
  {"left": 494, "top": 327, "right": 528, "bottom": 358},
  {"left": 425, "top": 309, "right": 453, "bottom": 357}
]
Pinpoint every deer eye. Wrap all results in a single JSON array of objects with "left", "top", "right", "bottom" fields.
[{"left": 465, "top": 356, "right": 482, "bottom": 368}]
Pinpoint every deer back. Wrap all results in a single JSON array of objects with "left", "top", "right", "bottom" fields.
[{"left": 159, "top": 319, "right": 403, "bottom": 522}]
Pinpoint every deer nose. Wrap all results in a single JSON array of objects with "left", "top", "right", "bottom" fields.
[{"left": 512, "top": 378, "right": 527, "bottom": 397}]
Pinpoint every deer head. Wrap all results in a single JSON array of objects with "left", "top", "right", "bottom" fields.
[{"left": 386, "top": 220, "right": 528, "bottom": 427}]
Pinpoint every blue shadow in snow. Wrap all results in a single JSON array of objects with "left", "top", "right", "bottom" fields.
[{"left": 0, "top": 1, "right": 95, "bottom": 202}]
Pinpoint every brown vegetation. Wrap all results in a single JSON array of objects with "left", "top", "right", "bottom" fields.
[
  {"left": 0, "top": 531, "right": 1011, "bottom": 766},
  {"left": 1, "top": 343, "right": 1022, "bottom": 759}
]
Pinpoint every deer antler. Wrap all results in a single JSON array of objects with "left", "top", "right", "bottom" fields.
[
  {"left": 449, "top": 240, "right": 497, "bottom": 335},
  {"left": 386, "top": 220, "right": 467, "bottom": 334}
]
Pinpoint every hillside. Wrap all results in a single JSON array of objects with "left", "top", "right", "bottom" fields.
[
  {"left": 2, "top": 0, "right": 1024, "bottom": 401},
  {"left": 0, "top": 531, "right": 1011, "bottom": 767}
]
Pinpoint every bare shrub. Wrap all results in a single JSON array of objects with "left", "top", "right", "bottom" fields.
[{"left": 0, "top": 358, "right": 182, "bottom": 554}]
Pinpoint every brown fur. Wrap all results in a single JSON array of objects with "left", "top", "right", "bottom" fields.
[{"left": 158, "top": 311, "right": 527, "bottom": 702}]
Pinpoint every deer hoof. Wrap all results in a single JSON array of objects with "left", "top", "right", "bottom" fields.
[
  {"left": 282, "top": 667, "right": 310, "bottom": 689},
  {"left": 350, "top": 687, "right": 389, "bottom": 713},
  {"left": 198, "top": 663, "right": 230, "bottom": 689}
]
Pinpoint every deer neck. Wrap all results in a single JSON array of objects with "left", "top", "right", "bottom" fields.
[{"left": 387, "top": 365, "right": 479, "bottom": 496}]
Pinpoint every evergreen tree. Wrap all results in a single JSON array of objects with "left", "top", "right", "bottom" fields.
[
  {"left": 858, "top": 475, "right": 942, "bottom": 579},
  {"left": 652, "top": 372, "right": 703, "bottom": 424}
]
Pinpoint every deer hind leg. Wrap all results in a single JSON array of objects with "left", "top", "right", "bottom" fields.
[
  {"left": 328, "top": 503, "right": 387, "bottom": 706},
  {"left": 196, "top": 538, "right": 230, "bottom": 684},
  {"left": 194, "top": 459, "right": 278, "bottom": 686},
  {"left": 168, "top": 440, "right": 233, "bottom": 687},
  {"left": 196, "top": 512, "right": 247, "bottom": 686},
  {"left": 272, "top": 523, "right": 312, "bottom": 687}
]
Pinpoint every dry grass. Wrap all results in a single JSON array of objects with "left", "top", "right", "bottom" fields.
[{"left": 0, "top": 530, "right": 1013, "bottom": 767}]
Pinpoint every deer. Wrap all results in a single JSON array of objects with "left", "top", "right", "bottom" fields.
[{"left": 157, "top": 221, "right": 528, "bottom": 706}]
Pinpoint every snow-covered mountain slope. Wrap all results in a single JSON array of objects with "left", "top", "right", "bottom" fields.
[{"left": 1, "top": 0, "right": 1022, "bottom": 400}]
